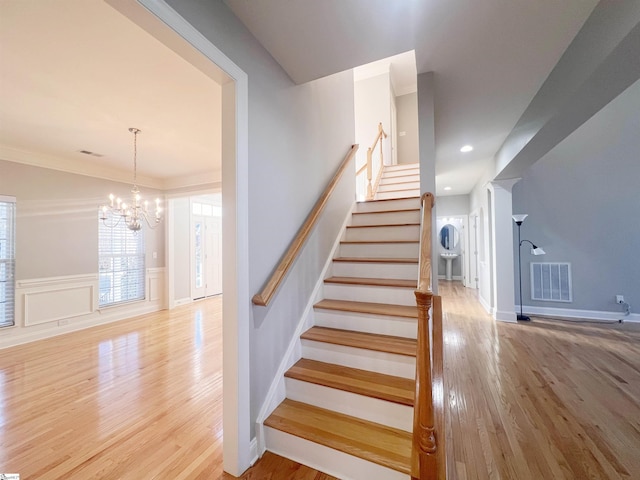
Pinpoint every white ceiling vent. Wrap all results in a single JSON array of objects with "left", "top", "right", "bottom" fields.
[{"left": 531, "top": 262, "right": 572, "bottom": 302}]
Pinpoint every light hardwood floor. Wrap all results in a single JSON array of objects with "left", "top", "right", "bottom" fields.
[
  {"left": 440, "top": 281, "right": 640, "bottom": 479},
  {"left": 1, "top": 286, "right": 639, "bottom": 479}
]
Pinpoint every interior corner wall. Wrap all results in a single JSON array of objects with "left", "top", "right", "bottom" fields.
[
  {"left": 164, "top": 0, "right": 357, "bottom": 439},
  {"left": 396, "top": 92, "right": 419, "bottom": 165},
  {"left": 354, "top": 72, "right": 393, "bottom": 172},
  {"left": 512, "top": 79, "right": 640, "bottom": 316}
]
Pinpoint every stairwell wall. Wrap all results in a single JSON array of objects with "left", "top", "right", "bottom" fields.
[{"left": 164, "top": 0, "right": 356, "bottom": 438}]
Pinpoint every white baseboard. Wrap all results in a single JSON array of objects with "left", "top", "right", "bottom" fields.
[
  {"left": 494, "top": 309, "right": 517, "bottom": 323},
  {"left": 173, "top": 297, "right": 193, "bottom": 307},
  {"left": 478, "top": 294, "right": 493, "bottom": 316},
  {"left": 254, "top": 202, "right": 356, "bottom": 456},
  {"left": 518, "top": 304, "right": 640, "bottom": 323},
  {"left": 249, "top": 437, "right": 258, "bottom": 466}
]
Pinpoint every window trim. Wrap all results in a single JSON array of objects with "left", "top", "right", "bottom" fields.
[{"left": 98, "top": 210, "right": 146, "bottom": 308}]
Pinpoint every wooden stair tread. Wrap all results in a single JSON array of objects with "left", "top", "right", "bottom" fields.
[
  {"left": 265, "top": 399, "right": 412, "bottom": 474},
  {"left": 352, "top": 208, "right": 419, "bottom": 215},
  {"left": 324, "top": 276, "right": 416, "bottom": 288},
  {"left": 301, "top": 326, "right": 417, "bottom": 356},
  {"left": 314, "top": 299, "right": 418, "bottom": 319},
  {"left": 340, "top": 240, "right": 419, "bottom": 244},
  {"left": 285, "top": 358, "right": 414, "bottom": 406},
  {"left": 333, "top": 257, "right": 418, "bottom": 264},
  {"left": 356, "top": 196, "right": 420, "bottom": 204},
  {"left": 346, "top": 223, "right": 419, "bottom": 228}
]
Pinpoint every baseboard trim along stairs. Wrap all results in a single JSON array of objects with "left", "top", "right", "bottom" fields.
[{"left": 263, "top": 163, "right": 421, "bottom": 480}]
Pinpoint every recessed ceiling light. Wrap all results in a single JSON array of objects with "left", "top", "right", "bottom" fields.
[
  {"left": 460, "top": 145, "right": 473, "bottom": 153},
  {"left": 444, "top": 186, "right": 452, "bottom": 191}
]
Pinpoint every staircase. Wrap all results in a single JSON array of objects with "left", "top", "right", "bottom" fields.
[{"left": 264, "top": 163, "right": 422, "bottom": 480}]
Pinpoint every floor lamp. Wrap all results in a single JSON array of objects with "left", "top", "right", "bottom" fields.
[{"left": 512, "top": 214, "right": 545, "bottom": 321}]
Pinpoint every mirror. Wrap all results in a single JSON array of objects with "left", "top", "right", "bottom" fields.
[{"left": 440, "top": 224, "right": 459, "bottom": 250}]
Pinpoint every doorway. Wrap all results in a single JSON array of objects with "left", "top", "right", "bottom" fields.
[{"left": 108, "top": 0, "right": 252, "bottom": 475}]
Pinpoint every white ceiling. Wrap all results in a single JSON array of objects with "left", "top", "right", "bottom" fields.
[
  {"left": 0, "top": 0, "right": 601, "bottom": 196},
  {"left": 225, "top": 0, "right": 599, "bottom": 195},
  {"left": 0, "top": 0, "right": 223, "bottom": 190}
]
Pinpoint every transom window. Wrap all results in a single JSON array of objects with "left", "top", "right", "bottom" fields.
[
  {"left": 0, "top": 196, "right": 16, "bottom": 328},
  {"left": 98, "top": 210, "right": 145, "bottom": 307}
]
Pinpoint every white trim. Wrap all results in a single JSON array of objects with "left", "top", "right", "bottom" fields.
[
  {"left": 255, "top": 202, "right": 355, "bottom": 457},
  {"left": 478, "top": 293, "right": 494, "bottom": 316},
  {"left": 494, "top": 309, "right": 517, "bottom": 323},
  {"left": 16, "top": 273, "right": 98, "bottom": 288},
  {"left": 517, "top": 304, "right": 639, "bottom": 323},
  {"left": 249, "top": 437, "right": 259, "bottom": 467},
  {"left": 0, "top": 194, "right": 16, "bottom": 203},
  {"left": 173, "top": 297, "right": 193, "bottom": 307},
  {"left": 133, "top": 1, "right": 251, "bottom": 475}
]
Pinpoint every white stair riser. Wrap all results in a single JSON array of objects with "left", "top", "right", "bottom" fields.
[
  {"left": 377, "top": 181, "right": 421, "bottom": 192},
  {"left": 339, "top": 242, "right": 419, "bottom": 258},
  {"left": 350, "top": 210, "right": 420, "bottom": 226},
  {"left": 379, "top": 174, "right": 419, "bottom": 185},
  {"left": 265, "top": 428, "right": 410, "bottom": 480},
  {"left": 331, "top": 261, "right": 418, "bottom": 279},
  {"left": 376, "top": 189, "right": 421, "bottom": 200},
  {"left": 314, "top": 309, "right": 417, "bottom": 338},
  {"left": 301, "top": 340, "right": 415, "bottom": 379},
  {"left": 323, "top": 283, "right": 416, "bottom": 306},
  {"left": 355, "top": 198, "right": 421, "bottom": 213},
  {"left": 383, "top": 168, "right": 419, "bottom": 178},
  {"left": 344, "top": 225, "right": 419, "bottom": 242},
  {"left": 285, "top": 378, "right": 413, "bottom": 432}
]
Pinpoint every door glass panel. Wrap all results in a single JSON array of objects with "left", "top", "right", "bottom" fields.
[{"left": 194, "top": 221, "right": 203, "bottom": 289}]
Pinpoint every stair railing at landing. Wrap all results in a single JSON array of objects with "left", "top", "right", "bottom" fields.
[
  {"left": 412, "top": 192, "right": 446, "bottom": 480},
  {"left": 252, "top": 144, "right": 359, "bottom": 307},
  {"left": 355, "top": 122, "right": 387, "bottom": 200}
]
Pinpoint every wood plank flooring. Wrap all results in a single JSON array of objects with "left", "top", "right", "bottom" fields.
[
  {"left": 439, "top": 281, "right": 640, "bottom": 479},
  {"left": 1, "top": 285, "right": 639, "bottom": 479}
]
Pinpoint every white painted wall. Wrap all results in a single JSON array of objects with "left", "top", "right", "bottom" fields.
[
  {"left": 354, "top": 72, "right": 393, "bottom": 186},
  {"left": 170, "top": 197, "right": 190, "bottom": 303},
  {"left": 396, "top": 92, "right": 418, "bottom": 164},
  {"left": 164, "top": 0, "right": 356, "bottom": 443}
]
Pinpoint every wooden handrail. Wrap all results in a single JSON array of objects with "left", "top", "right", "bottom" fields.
[
  {"left": 252, "top": 144, "right": 359, "bottom": 307},
  {"left": 411, "top": 192, "right": 445, "bottom": 479},
  {"left": 365, "top": 122, "right": 387, "bottom": 200}
]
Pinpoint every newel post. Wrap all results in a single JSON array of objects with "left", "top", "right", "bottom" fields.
[{"left": 412, "top": 289, "right": 437, "bottom": 479}]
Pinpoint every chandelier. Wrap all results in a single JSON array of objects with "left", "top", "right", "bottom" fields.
[{"left": 100, "top": 128, "right": 162, "bottom": 231}]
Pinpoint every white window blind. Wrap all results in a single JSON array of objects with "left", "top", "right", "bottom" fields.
[
  {"left": 0, "top": 196, "right": 16, "bottom": 328},
  {"left": 99, "top": 210, "right": 145, "bottom": 307}
]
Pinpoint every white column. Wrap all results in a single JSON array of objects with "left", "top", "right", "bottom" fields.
[{"left": 489, "top": 179, "right": 519, "bottom": 322}]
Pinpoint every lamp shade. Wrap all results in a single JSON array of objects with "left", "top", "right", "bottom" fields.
[
  {"left": 531, "top": 247, "right": 545, "bottom": 255},
  {"left": 512, "top": 214, "right": 528, "bottom": 224}
]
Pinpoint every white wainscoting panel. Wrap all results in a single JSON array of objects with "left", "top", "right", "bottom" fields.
[{"left": 18, "top": 274, "right": 97, "bottom": 327}]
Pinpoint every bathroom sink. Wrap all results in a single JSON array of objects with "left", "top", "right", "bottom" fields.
[{"left": 440, "top": 253, "right": 459, "bottom": 280}]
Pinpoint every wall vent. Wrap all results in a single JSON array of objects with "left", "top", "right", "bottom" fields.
[{"left": 530, "top": 262, "right": 572, "bottom": 302}]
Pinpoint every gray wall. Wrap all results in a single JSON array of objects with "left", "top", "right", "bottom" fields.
[
  {"left": 396, "top": 92, "right": 419, "bottom": 164},
  {"left": 512, "top": 78, "right": 640, "bottom": 314},
  {"left": 0, "top": 159, "right": 165, "bottom": 280},
  {"left": 165, "top": 0, "right": 356, "bottom": 438}
]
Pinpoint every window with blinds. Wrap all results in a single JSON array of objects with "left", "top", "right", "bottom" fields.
[
  {"left": 0, "top": 196, "right": 16, "bottom": 328},
  {"left": 98, "top": 210, "right": 145, "bottom": 307}
]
